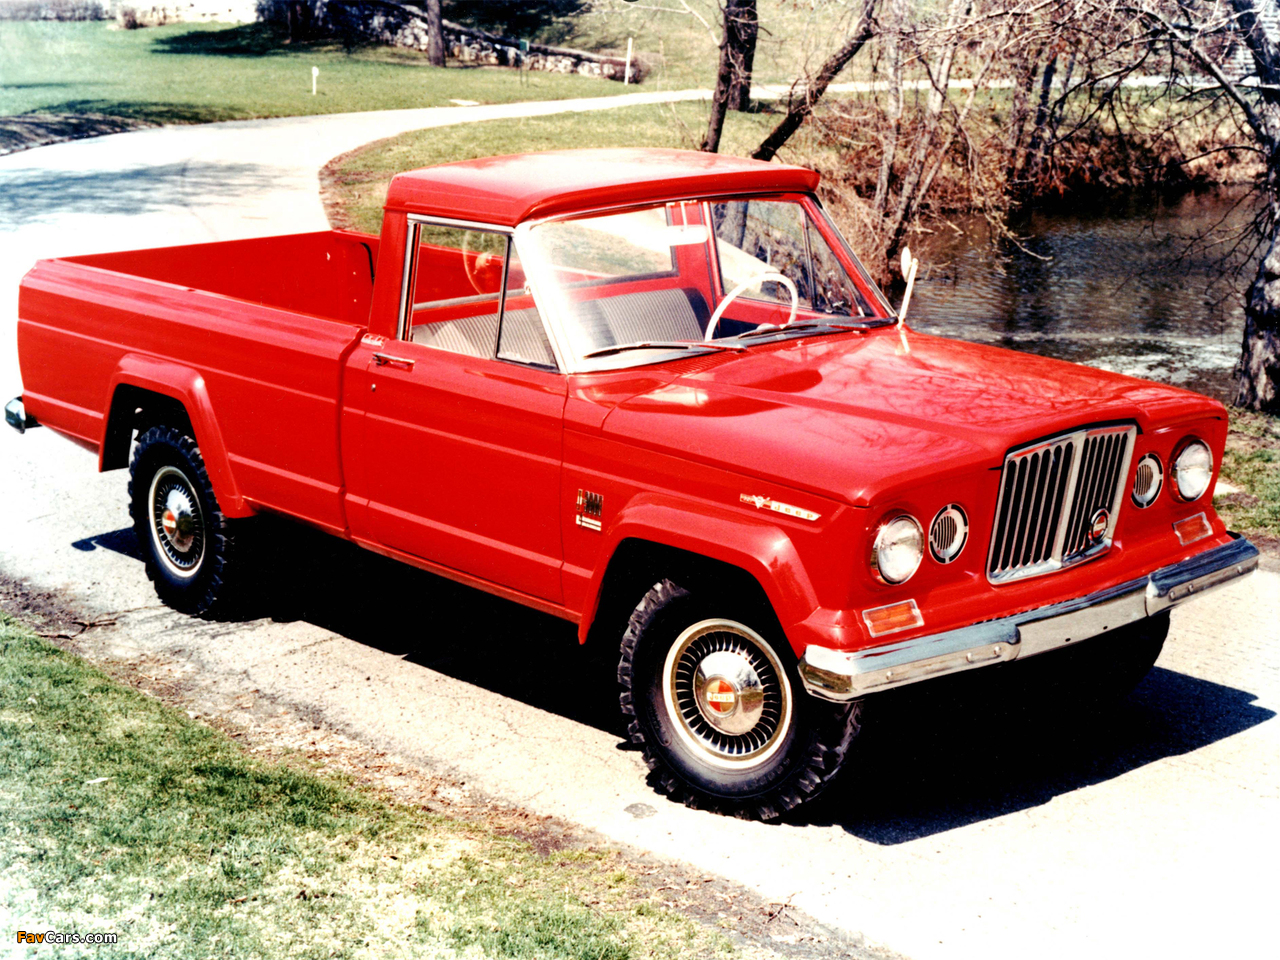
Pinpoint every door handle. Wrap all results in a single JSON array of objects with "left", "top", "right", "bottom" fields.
[{"left": 373, "top": 353, "right": 415, "bottom": 370}]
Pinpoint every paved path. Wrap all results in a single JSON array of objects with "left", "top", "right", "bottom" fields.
[{"left": 2, "top": 96, "right": 1279, "bottom": 960}]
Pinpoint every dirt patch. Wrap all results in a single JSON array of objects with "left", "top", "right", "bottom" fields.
[
  {"left": 0, "top": 113, "right": 156, "bottom": 157},
  {"left": 0, "top": 568, "right": 892, "bottom": 960},
  {"left": 319, "top": 143, "right": 382, "bottom": 233}
]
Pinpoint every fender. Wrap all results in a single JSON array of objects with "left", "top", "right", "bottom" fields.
[
  {"left": 577, "top": 492, "right": 820, "bottom": 652},
  {"left": 102, "top": 355, "right": 251, "bottom": 517}
]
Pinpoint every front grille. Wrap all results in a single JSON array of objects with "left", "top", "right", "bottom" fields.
[{"left": 987, "top": 424, "right": 1136, "bottom": 584}]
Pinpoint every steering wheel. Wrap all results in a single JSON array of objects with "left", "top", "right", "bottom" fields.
[
  {"left": 704, "top": 272, "right": 799, "bottom": 341},
  {"left": 462, "top": 232, "right": 503, "bottom": 296}
]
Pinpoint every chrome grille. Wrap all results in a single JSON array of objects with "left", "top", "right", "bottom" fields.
[{"left": 987, "top": 425, "right": 1136, "bottom": 584}]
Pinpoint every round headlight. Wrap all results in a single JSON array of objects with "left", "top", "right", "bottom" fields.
[
  {"left": 872, "top": 514, "right": 924, "bottom": 584},
  {"left": 1132, "top": 453, "right": 1163, "bottom": 507},
  {"left": 929, "top": 504, "right": 969, "bottom": 563},
  {"left": 1172, "top": 439, "right": 1213, "bottom": 501}
]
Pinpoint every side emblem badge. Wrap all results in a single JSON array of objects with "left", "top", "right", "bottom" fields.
[
  {"left": 1088, "top": 508, "right": 1110, "bottom": 543},
  {"left": 575, "top": 489, "right": 603, "bottom": 532}
]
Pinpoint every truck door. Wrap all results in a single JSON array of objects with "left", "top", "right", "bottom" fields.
[{"left": 350, "top": 224, "right": 567, "bottom": 603}]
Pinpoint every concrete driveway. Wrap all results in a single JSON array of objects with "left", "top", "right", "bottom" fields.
[{"left": 2, "top": 98, "right": 1278, "bottom": 960}]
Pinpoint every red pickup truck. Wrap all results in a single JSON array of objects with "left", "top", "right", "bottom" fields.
[{"left": 9, "top": 148, "right": 1259, "bottom": 820}]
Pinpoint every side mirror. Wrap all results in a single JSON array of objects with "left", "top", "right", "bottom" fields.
[{"left": 898, "top": 246, "right": 920, "bottom": 325}]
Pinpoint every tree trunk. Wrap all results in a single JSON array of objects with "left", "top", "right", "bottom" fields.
[
  {"left": 1225, "top": 0, "right": 1280, "bottom": 409},
  {"left": 873, "top": 0, "right": 905, "bottom": 216},
  {"left": 426, "top": 0, "right": 445, "bottom": 67},
  {"left": 1019, "top": 54, "right": 1058, "bottom": 195},
  {"left": 1235, "top": 205, "right": 1280, "bottom": 411},
  {"left": 1004, "top": 48, "right": 1042, "bottom": 187},
  {"left": 728, "top": 0, "right": 758, "bottom": 111},
  {"left": 703, "top": 0, "right": 760, "bottom": 152},
  {"left": 751, "top": 0, "right": 878, "bottom": 163}
]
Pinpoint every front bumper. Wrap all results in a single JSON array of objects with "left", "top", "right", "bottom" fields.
[{"left": 799, "top": 534, "right": 1260, "bottom": 701}]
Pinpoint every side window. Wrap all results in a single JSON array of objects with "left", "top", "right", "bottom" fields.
[
  {"left": 712, "top": 200, "right": 813, "bottom": 307},
  {"left": 402, "top": 222, "right": 555, "bottom": 367}
]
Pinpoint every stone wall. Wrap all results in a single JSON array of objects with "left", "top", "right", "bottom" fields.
[{"left": 319, "top": 1, "right": 645, "bottom": 83}]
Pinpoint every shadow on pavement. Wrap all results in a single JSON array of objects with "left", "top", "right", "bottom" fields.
[
  {"left": 0, "top": 160, "right": 281, "bottom": 227},
  {"left": 796, "top": 662, "right": 1273, "bottom": 842},
  {"left": 81, "top": 521, "right": 1276, "bottom": 838}
]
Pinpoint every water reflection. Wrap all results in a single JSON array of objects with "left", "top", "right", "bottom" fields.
[{"left": 906, "top": 187, "right": 1261, "bottom": 402}]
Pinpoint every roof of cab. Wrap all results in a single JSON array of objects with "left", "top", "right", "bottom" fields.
[{"left": 383, "top": 148, "right": 822, "bottom": 227}]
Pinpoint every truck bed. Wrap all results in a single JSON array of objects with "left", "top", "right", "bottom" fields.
[
  {"left": 63, "top": 231, "right": 379, "bottom": 327},
  {"left": 17, "top": 231, "right": 378, "bottom": 536}
]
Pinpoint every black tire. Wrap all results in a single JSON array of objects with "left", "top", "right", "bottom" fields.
[
  {"left": 1072, "top": 611, "right": 1169, "bottom": 702},
  {"left": 129, "top": 425, "right": 240, "bottom": 616},
  {"left": 1017, "top": 612, "right": 1169, "bottom": 711},
  {"left": 618, "top": 580, "right": 860, "bottom": 821}
]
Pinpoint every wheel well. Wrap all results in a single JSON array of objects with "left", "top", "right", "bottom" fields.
[
  {"left": 585, "top": 538, "right": 775, "bottom": 649},
  {"left": 102, "top": 386, "right": 195, "bottom": 470}
]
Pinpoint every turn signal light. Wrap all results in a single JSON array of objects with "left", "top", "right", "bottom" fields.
[
  {"left": 862, "top": 599, "right": 924, "bottom": 638},
  {"left": 1174, "top": 513, "right": 1211, "bottom": 545}
]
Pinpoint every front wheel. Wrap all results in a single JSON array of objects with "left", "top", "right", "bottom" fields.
[
  {"left": 618, "top": 580, "right": 860, "bottom": 820},
  {"left": 129, "top": 425, "right": 240, "bottom": 616}
]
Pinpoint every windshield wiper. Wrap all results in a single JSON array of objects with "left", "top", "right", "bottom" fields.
[
  {"left": 731, "top": 320, "right": 872, "bottom": 340},
  {"left": 583, "top": 340, "right": 745, "bottom": 360}
]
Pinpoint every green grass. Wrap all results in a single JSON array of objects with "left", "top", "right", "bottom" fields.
[
  {"left": 0, "top": 615, "right": 734, "bottom": 960},
  {"left": 0, "top": 3, "right": 876, "bottom": 129},
  {"left": 0, "top": 21, "right": 634, "bottom": 126},
  {"left": 1218, "top": 410, "right": 1280, "bottom": 543}
]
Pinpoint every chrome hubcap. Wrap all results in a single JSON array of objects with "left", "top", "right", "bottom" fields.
[
  {"left": 662, "top": 620, "right": 792, "bottom": 770},
  {"left": 149, "top": 465, "right": 205, "bottom": 579}
]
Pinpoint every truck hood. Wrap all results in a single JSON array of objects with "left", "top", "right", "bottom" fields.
[{"left": 599, "top": 327, "right": 1224, "bottom": 506}]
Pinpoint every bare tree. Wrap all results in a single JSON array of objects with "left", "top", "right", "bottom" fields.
[{"left": 751, "top": 0, "right": 880, "bottom": 162}]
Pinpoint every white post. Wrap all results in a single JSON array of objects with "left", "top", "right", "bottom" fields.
[
  {"left": 311, "top": 66, "right": 319, "bottom": 96},
  {"left": 624, "top": 38, "right": 633, "bottom": 85}
]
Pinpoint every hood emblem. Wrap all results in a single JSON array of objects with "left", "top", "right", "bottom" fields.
[
  {"left": 739, "top": 494, "right": 821, "bottom": 522},
  {"left": 1088, "top": 508, "right": 1110, "bottom": 543}
]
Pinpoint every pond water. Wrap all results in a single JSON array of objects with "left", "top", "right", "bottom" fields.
[{"left": 903, "top": 188, "right": 1261, "bottom": 403}]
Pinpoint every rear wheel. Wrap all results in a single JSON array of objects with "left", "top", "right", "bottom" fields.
[
  {"left": 129, "top": 425, "right": 240, "bottom": 616},
  {"left": 618, "top": 580, "right": 860, "bottom": 820}
]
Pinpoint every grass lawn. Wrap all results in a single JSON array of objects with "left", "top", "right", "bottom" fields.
[
  {"left": 0, "top": 615, "right": 736, "bottom": 959},
  {"left": 1217, "top": 409, "right": 1280, "bottom": 547},
  {"left": 0, "top": 21, "right": 634, "bottom": 127},
  {"left": 0, "top": 2, "right": 873, "bottom": 128}
]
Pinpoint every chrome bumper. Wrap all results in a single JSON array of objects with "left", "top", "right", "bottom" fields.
[
  {"left": 799, "top": 534, "right": 1260, "bottom": 701},
  {"left": 5, "top": 397, "right": 38, "bottom": 434}
]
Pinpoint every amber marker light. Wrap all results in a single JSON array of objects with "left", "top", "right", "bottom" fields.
[
  {"left": 862, "top": 599, "right": 924, "bottom": 638},
  {"left": 1174, "top": 512, "right": 1212, "bottom": 546}
]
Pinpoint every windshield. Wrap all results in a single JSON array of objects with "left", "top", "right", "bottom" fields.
[{"left": 516, "top": 196, "right": 892, "bottom": 370}]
